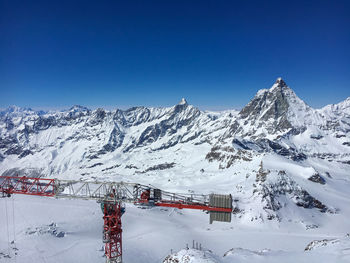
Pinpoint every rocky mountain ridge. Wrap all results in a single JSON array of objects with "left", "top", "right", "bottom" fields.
[
  {"left": 1, "top": 78, "right": 349, "bottom": 227},
  {"left": 1, "top": 78, "right": 349, "bottom": 162}
]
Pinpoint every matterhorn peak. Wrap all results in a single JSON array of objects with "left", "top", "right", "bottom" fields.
[
  {"left": 274, "top": 77, "right": 288, "bottom": 88},
  {"left": 178, "top": 98, "right": 188, "bottom": 105}
]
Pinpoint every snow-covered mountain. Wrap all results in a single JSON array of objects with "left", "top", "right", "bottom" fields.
[
  {"left": 1, "top": 78, "right": 350, "bottom": 228},
  {"left": 163, "top": 234, "right": 350, "bottom": 263}
]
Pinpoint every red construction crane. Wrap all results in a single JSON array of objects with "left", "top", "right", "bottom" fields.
[{"left": 0, "top": 175, "right": 233, "bottom": 263}]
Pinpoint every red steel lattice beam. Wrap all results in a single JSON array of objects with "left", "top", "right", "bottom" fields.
[
  {"left": 0, "top": 176, "right": 56, "bottom": 197},
  {"left": 155, "top": 201, "right": 232, "bottom": 213}
]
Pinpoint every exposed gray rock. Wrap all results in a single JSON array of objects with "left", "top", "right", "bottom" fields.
[
  {"left": 305, "top": 238, "right": 339, "bottom": 251},
  {"left": 25, "top": 222, "right": 65, "bottom": 238},
  {"left": 206, "top": 146, "right": 252, "bottom": 169},
  {"left": 125, "top": 164, "right": 138, "bottom": 169},
  {"left": 144, "top": 162, "right": 176, "bottom": 172},
  {"left": 239, "top": 78, "right": 292, "bottom": 134},
  {"left": 254, "top": 138, "right": 307, "bottom": 161},
  {"left": 308, "top": 173, "right": 326, "bottom": 184},
  {"left": 254, "top": 171, "right": 330, "bottom": 215},
  {"left": 87, "top": 163, "right": 103, "bottom": 168},
  {"left": 55, "top": 231, "right": 65, "bottom": 238},
  {"left": 310, "top": 134, "right": 323, "bottom": 140}
]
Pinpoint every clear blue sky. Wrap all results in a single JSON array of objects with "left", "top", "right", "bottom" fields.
[{"left": 1, "top": 0, "right": 349, "bottom": 110}]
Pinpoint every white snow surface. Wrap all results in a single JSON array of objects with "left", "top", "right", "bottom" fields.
[{"left": 1, "top": 194, "right": 349, "bottom": 263}]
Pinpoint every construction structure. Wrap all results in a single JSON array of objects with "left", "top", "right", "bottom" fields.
[{"left": 0, "top": 175, "right": 233, "bottom": 263}]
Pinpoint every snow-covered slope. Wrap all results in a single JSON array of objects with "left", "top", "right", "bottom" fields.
[{"left": 1, "top": 195, "right": 349, "bottom": 263}]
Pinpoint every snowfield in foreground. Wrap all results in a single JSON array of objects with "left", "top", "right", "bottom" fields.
[{"left": 1, "top": 194, "right": 350, "bottom": 263}]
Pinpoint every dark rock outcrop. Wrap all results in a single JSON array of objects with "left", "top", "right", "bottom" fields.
[{"left": 308, "top": 173, "right": 326, "bottom": 184}]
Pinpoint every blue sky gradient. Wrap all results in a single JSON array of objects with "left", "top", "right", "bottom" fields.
[{"left": 1, "top": 0, "right": 349, "bottom": 110}]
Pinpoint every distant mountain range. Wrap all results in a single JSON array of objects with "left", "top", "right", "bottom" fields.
[{"left": 1, "top": 78, "right": 349, "bottom": 226}]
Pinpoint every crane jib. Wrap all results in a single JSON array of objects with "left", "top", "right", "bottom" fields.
[
  {"left": 0, "top": 175, "right": 233, "bottom": 263},
  {"left": 0, "top": 176, "right": 233, "bottom": 216}
]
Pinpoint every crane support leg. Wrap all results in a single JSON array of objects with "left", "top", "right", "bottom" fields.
[{"left": 103, "top": 201, "right": 123, "bottom": 263}]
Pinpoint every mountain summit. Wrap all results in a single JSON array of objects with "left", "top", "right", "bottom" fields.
[
  {"left": 274, "top": 77, "right": 288, "bottom": 88},
  {"left": 228, "top": 78, "right": 338, "bottom": 138},
  {"left": 178, "top": 98, "right": 188, "bottom": 105},
  {"left": 239, "top": 78, "right": 298, "bottom": 135}
]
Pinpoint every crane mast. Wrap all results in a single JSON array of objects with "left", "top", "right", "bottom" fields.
[{"left": 1, "top": 176, "right": 232, "bottom": 263}]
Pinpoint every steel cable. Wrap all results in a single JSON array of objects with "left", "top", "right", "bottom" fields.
[
  {"left": 12, "top": 195, "right": 17, "bottom": 262},
  {"left": 4, "top": 197, "right": 10, "bottom": 257}
]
